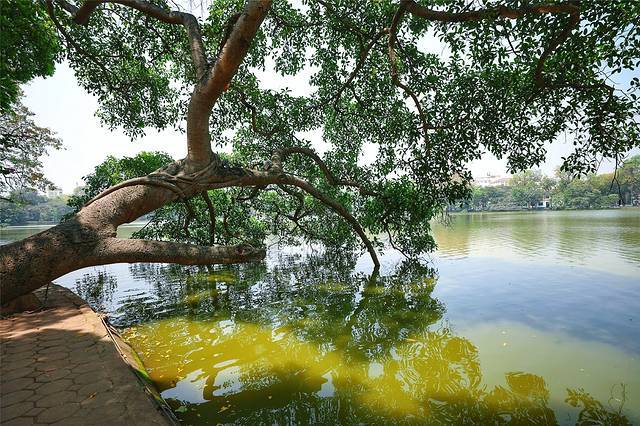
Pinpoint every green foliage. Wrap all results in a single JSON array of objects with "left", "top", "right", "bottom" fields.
[
  {"left": 0, "top": 96, "right": 62, "bottom": 201},
  {"left": 552, "top": 168, "right": 630, "bottom": 210},
  {"left": 469, "top": 185, "right": 514, "bottom": 211},
  {"left": 566, "top": 387, "right": 631, "bottom": 426},
  {"left": 134, "top": 189, "right": 268, "bottom": 248},
  {"left": 510, "top": 170, "right": 553, "bottom": 208},
  {"left": 33, "top": 0, "right": 640, "bottom": 257},
  {"left": 465, "top": 156, "right": 640, "bottom": 211},
  {"left": 0, "top": 0, "right": 59, "bottom": 112},
  {"left": 55, "top": 0, "right": 190, "bottom": 137},
  {"left": 0, "top": 190, "right": 70, "bottom": 225},
  {"left": 616, "top": 155, "right": 640, "bottom": 205}
]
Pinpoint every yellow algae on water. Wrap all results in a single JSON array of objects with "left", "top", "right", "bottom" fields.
[
  {"left": 316, "top": 281, "right": 350, "bottom": 292},
  {"left": 206, "top": 271, "right": 237, "bottom": 284},
  {"left": 184, "top": 289, "right": 220, "bottom": 304},
  {"left": 124, "top": 316, "right": 638, "bottom": 425}
]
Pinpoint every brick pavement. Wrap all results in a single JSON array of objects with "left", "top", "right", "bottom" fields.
[{"left": 1, "top": 285, "right": 171, "bottom": 425}]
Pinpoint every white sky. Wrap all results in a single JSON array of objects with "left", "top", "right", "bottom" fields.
[{"left": 23, "top": 60, "right": 633, "bottom": 193}]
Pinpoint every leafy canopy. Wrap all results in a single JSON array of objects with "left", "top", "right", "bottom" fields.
[
  {"left": 49, "top": 0, "right": 640, "bottom": 257},
  {"left": 0, "top": 0, "right": 59, "bottom": 112}
]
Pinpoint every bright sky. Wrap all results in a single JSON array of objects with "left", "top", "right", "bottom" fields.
[{"left": 23, "top": 59, "right": 635, "bottom": 193}]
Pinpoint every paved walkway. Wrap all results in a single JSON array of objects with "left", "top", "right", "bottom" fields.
[{"left": 1, "top": 285, "right": 171, "bottom": 425}]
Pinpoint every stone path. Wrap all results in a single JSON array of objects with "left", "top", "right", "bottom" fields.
[{"left": 1, "top": 285, "right": 171, "bottom": 425}]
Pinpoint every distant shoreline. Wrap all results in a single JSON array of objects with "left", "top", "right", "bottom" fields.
[{"left": 450, "top": 206, "right": 640, "bottom": 214}]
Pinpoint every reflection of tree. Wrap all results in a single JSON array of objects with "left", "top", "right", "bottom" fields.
[
  {"left": 566, "top": 387, "right": 631, "bottom": 426},
  {"left": 74, "top": 270, "right": 117, "bottom": 312},
  {"left": 117, "top": 254, "right": 633, "bottom": 425}
]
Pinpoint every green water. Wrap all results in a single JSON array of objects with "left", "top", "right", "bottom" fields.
[{"left": 2, "top": 210, "right": 639, "bottom": 424}]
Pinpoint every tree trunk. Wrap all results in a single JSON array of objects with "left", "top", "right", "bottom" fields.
[
  {"left": 0, "top": 171, "right": 265, "bottom": 303},
  {"left": 0, "top": 157, "right": 381, "bottom": 303}
]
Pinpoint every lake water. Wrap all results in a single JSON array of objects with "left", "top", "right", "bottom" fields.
[{"left": 2, "top": 210, "right": 639, "bottom": 425}]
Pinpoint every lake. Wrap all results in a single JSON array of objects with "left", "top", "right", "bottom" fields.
[{"left": 1, "top": 210, "right": 639, "bottom": 425}]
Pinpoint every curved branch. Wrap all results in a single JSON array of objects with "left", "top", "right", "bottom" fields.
[
  {"left": 273, "top": 146, "right": 379, "bottom": 196},
  {"left": 58, "top": 0, "right": 208, "bottom": 80},
  {"left": 83, "top": 176, "right": 187, "bottom": 207},
  {"left": 97, "top": 238, "right": 265, "bottom": 264},
  {"left": 279, "top": 175, "right": 380, "bottom": 270}
]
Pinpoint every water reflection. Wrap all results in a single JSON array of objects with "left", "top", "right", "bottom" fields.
[
  {"left": 3, "top": 213, "right": 638, "bottom": 423},
  {"left": 74, "top": 271, "right": 117, "bottom": 312},
  {"left": 432, "top": 210, "right": 640, "bottom": 276},
  {"left": 116, "top": 253, "right": 635, "bottom": 425}
]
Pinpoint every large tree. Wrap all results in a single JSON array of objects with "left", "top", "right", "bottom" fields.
[
  {"left": 0, "top": 96, "right": 63, "bottom": 202},
  {"left": 1, "top": 0, "right": 639, "bottom": 302}
]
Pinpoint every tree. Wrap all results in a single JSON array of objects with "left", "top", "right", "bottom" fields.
[
  {"left": 0, "top": 191, "right": 71, "bottom": 225},
  {"left": 617, "top": 155, "right": 640, "bottom": 205},
  {"left": 0, "top": 0, "right": 59, "bottom": 112},
  {"left": 510, "top": 170, "right": 546, "bottom": 208},
  {"left": 0, "top": 97, "right": 63, "bottom": 202},
  {"left": 1, "top": 0, "right": 639, "bottom": 302},
  {"left": 469, "top": 185, "right": 513, "bottom": 211},
  {"left": 552, "top": 170, "right": 606, "bottom": 209}
]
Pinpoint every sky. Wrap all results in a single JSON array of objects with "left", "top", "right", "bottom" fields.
[{"left": 23, "top": 58, "right": 633, "bottom": 194}]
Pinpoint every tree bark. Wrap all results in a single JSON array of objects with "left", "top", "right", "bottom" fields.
[
  {"left": 0, "top": 173, "right": 266, "bottom": 303},
  {"left": 0, "top": 157, "right": 381, "bottom": 302}
]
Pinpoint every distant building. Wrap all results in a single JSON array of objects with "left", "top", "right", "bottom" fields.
[
  {"left": 46, "top": 188, "right": 63, "bottom": 198},
  {"left": 536, "top": 196, "right": 551, "bottom": 209},
  {"left": 473, "top": 174, "right": 511, "bottom": 187}
]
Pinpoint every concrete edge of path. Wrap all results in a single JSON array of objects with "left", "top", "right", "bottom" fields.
[{"left": 1, "top": 284, "right": 179, "bottom": 426}]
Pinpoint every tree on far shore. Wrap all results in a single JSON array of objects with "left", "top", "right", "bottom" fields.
[{"left": 0, "top": 96, "right": 63, "bottom": 203}]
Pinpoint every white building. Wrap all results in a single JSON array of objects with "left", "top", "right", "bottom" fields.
[{"left": 473, "top": 174, "right": 511, "bottom": 187}]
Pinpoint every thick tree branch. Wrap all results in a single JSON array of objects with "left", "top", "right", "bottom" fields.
[
  {"left": 403, "top": 1, "right": 579, "bottom": 22},
  {"left": 84, "top": 176, "right": 187, "bottom": 206},
  {"left": 187, "top": 0, "right": 272, "bottom": 166},
  {"left": 97, "top": 238, "right": 265, "bottom": 264}
]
